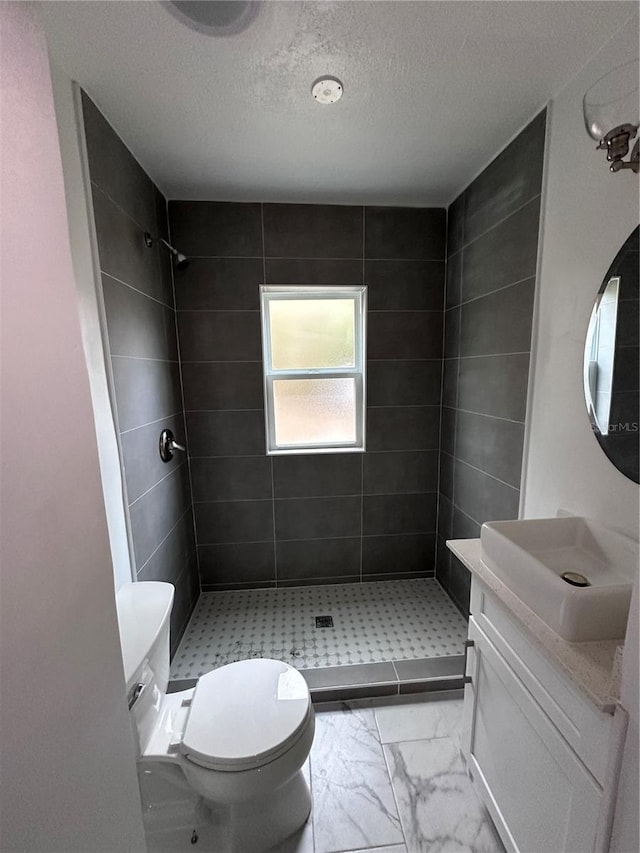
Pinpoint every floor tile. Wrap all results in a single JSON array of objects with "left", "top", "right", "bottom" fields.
[
  {"left": 375, "top": 695, "right": 464, "bottom": 743},
  {"left": 342, "top": 847, "right": 408, "bottom": 853},
  {"left": 170, "top": 579, "right": 467, "bottom": 679},
  {"left": 311, "top": 705, "right": 404, "bottom": 853},
  {"left": 385, "top": 737, "right": 504, "bottom": 853}
]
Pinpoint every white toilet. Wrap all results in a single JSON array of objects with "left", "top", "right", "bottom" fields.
[{"left": 116, "top": 580, "right": 315, "bottom": 852}]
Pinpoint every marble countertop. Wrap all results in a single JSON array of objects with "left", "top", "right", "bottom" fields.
[{"left": 447, "top": 538, "right": 622, "bottom": 713}]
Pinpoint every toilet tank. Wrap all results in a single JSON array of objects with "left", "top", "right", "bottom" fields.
[
  {"left": 116, "top": 582, "right": 174, "bottom": 755},
  {"left": 116, "top": 581, "right": 174, "bottom": 696}
]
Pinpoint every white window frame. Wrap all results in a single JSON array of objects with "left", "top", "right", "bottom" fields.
[{"left": 260, "top": 285, "right": 367, "bottom": 455}]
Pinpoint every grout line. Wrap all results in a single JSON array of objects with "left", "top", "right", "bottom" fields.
[
  {"left": 199, "top": 573, "right": 441, "bottom": 592},
  {"left": 390, "top": 659, "right": 401, "bottom": 687},
  {"left": 361, "top": 448, "right": 439, "bottom": 456},
  {"left": 448, "top": 503, "right": 484, "bottom": 533},
  {"left": 182, "top": 254, "right": 445, "bottom": 262},
  {"left": 167, "top": 205, "right": 202, "bottom": 592},
  {"left": 451, "top": 406, "right": 526, "bottom": 426},
  {"left": 368, "top": 403, "right": 441, "bottom": 409},
  {"left": 170, "top": 563, "right": 199, "bottom": 642},
  {"left": 379, "top": 715, "right": 408, "bottom": 845},
  {"left": 367, "top": 357, "right": 442, "bottom": 363},
  {"left": 198, "top": 528, "right": 437, "bottom": 544},
  {"left": 181, "top": 360, "right": 263, "bottom": 364},
  {"left": 111, "top": 354, "right": 179, "bottom": 363},
  {"left": 135, "top": 505, "right": 193, "bottom": 576},
  {"left": 194, "top": 493, "right": 438, "bottom": 504},
  {"left": 446, "top": 273, "right": 537, "bottom": 311},
  {"left": 119, "top": 410, "right": 184, "bottom": 435},
  {"left": 270, "top": 456, "right": 278, "bottom": 587},
  {"left": 360, "top": 453, "right": 364, "bottom": 584},
  {"left": 176, "top": 254, "right": 263, "bottom": 260},
  {"left": 435, "top": 218, "right": 450, "bottom": 587},
  {"left": 454, "top": 457, "right": 521, "bottom": 492},
  {"left": 90, "top": 181, "right": 160, "bottom": 247},
  {"left": 128, "top": 459, "right": 187, "bottom": 508},
  {"left": 455, "top": 350, "right": 531, "bottom": 361},
  {"left": 277, "top": 490, "right": 437, "bottom": 501},
  {"left": 443, "top": 231, "right": 464, "bottom": 595},
  {"left": 307, "top": 752, "right": 316, "bottom": 853},
  {"left": 188, "top": 448, "right": 438, "bottom": 458},
  {"left": 189, "top": 452, "right": 266, "bottom": 459},
  {"left": 101, "top": 270, "right": 174, "bottom": 310},
  {"left": 456, "top": 192, "right": 542, "bottom": 254}
]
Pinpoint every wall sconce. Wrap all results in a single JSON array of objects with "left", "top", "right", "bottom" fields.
[{"left": 583, "top": 59, "right": 639, "bottom": 174}]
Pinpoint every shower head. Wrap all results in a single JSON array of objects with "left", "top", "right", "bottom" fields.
[
  {"left": 160, "top": 238, "right": 190, "bottom": 270},
  {"left": 143, "top": 232, "right": 190, "bottom": 270}
]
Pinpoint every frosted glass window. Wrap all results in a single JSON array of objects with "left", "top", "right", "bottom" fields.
[
  {"left": 273, "top": 379, "right": 356, "bottom": 446},
  {"left": 260, "top": 286, "right": 366, "bottom": 454},
  {"left": 269, "top": 300, "right": 355, "bottom": 369}
]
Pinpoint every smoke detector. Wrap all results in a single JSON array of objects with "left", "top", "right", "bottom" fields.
[{"left": 311, "top": 77, "right": 344, "bottom": 105}]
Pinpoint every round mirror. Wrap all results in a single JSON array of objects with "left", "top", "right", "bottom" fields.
[{"left": 583, "top": 226, "right": 639, "bottom": 483}]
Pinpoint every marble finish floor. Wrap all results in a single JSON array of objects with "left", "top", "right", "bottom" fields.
[
  {"left": 170, "top": 579, "right": 467, "bottom": 680},
  {"left": 145, "top": 692, "right": 504, "bottom": 853}
]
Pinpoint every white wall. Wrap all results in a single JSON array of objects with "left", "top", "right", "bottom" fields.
[
  {"left": 0, "top": 4, "right": 146, "bottom": 850},
  {"left": 522, "top": 16, "right": 639, "bottom": 853},
  {"left": 523, "top": 19, "right": 639, "bottom": 537}
]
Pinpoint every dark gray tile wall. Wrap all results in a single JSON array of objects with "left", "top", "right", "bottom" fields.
[
  {"left": 436, "top": 111, "right": 546, "bottom": 615},
  {"left": 82, "top": 93, "right": 198, "bottom": 652},
  {"left": 169, "top": 201, "right": 445, "bottom": 590}
]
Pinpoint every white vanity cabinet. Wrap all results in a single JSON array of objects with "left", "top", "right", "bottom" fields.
[{"left": 462, "top": 577, "right": 627, "bottom": 853}]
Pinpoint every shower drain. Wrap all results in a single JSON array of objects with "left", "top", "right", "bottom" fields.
[{"left": 315, "top": 615, "right": 334, "bottom": 628}]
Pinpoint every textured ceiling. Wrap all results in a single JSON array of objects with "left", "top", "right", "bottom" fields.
[{"left": 39, "top": 1, "right": 637, "bottom": 206}]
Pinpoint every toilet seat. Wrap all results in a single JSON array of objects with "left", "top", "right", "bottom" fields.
[{"left": 181, "top": 659, "right": 311, "bottom": 772}]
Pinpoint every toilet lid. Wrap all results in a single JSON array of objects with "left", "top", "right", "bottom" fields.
[{"left": 181, "top": 659, "right": 311, "bottom": 771}]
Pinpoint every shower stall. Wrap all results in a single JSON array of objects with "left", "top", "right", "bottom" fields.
[{"left": 79, "top": 91, "right": 544, "bottom": 702}]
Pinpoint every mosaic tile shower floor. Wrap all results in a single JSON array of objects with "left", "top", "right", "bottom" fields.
[{"left": 170, "top": 579, "right": 467, "bottom": 680}]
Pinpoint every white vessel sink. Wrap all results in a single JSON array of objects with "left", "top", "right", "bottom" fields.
[{"left": 480, "top": 516, "right": 636, "bottom": 642}]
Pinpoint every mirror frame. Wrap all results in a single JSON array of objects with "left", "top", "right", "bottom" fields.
[{"left": 583, "top": 226, "right": 639, "bottom": 484}]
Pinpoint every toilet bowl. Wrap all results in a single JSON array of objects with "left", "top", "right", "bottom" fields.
[{"left": 116, "top": 581, "right": 315, "bottom": 852}]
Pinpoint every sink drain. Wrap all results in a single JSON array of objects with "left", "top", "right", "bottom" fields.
[{"left": 561, "top": 571, "right": 591, "bottom": 587}]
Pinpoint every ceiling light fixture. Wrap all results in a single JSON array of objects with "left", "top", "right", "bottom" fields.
[
  {"left": 583, "top": 59, "right": 639, "bottom": 174},
  {"left": 166, "top": 1, "right": 260, "bottom": 37},
  {"left": 311, "top": 76, "right": 344, "bottom": 105}
]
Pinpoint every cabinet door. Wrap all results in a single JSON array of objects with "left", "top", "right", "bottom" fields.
[{"left": 464, "top": 619, "right": 603, "bottom": 853}]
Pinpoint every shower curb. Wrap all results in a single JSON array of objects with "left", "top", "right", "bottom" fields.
[
  {"left": 301, "top": 654, "right": 465, "bottom": 703},
  {"left": 168, "top": 654, "right": 466, "bottom": 704}
]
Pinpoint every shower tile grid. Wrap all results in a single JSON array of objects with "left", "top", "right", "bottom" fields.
[{"left": 170, "top": 579, "right": 467, "bottom": 680}]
